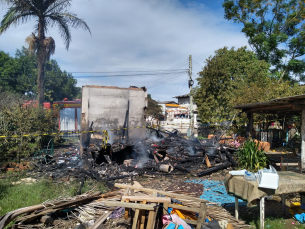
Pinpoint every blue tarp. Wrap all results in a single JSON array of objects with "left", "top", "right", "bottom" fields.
[{"left": 185, "top": 179, "right": 246, "bottom": 207}]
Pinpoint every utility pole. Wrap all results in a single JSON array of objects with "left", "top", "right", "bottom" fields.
[{"left": 188, "top": 55, "right": 194, "bottom": 135}]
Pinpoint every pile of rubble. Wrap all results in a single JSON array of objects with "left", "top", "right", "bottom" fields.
[
  {"left": 19, "top": 129, "right": 237, "bottom": 186},
  {"left": 0, "top": 182, "right": 250, "bottom": 229}
]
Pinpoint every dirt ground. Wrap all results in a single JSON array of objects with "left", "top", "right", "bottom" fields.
[{"left": 103, "top": 168, "right": 305, "bottom": 229}]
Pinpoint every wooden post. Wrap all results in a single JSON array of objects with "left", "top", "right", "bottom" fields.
[
  {"left": 152, "top": 192, "right": 158, "bottom": 228},
  {"left": 132, "top": 208, "right": 140, "bottom": 229},
  {"left": 235, "top": 197, "right": 239, "bottom": 220},
  {"left": 301, "top": 108, "right": 305, "bottom": 171},
  {"left": 196, "top": 202, "right": 207, "bottom": 229},
  {"left": 147, "top": 193, "right": 158, "bottom": 229},
  {"left": 125, "top": 199, "right": 130, "bottom": 219},
  {"left": 137, "top": 201, "right": 144, "bottom": 229},
  {"left": 282, "top": 194, "right": 286, "bottom": 216},
  {"left": 163, "top": 203, "right": 169, "bottom": 215},
  {"left": 260, "top": 197, "right": 265, "bottom": 229},
  {"left": 247, "top": 113, "right": 253, "bottom": 139},
  {"left": 140, "top": 200, "right": 147, "bottom": 229}
]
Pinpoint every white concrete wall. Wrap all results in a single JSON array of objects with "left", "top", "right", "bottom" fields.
[{"left": 81, "top": 86, "right": 147, "bottom": 142}]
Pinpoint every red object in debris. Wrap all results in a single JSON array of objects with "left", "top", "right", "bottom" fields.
[
  {"left": 271, "top": 122, "right": 275, "bottom": 126},
  {"left": 153, "top": 150, "right": 157, "bottom": 154},
  {"left": 151, "top": 144, "right": 159, "bottom": 147}
]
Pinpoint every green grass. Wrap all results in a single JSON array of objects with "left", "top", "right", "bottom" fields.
[
  {"left": 0, "top": 173, "right": 107, "bottom": 216},
  {"left": 247, "top": 217, "right": 305, "bottom": 229}
]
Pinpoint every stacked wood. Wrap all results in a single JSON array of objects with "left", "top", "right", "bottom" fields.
[{"left": 114, "top": 183, "right": 250, "bottom": 229}]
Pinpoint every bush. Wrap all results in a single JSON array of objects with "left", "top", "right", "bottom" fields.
[
  {"left": 236, "top": 140, "right": 269, "bottom": 172},
  {"left": 0, "top": 92, "right": 59, "bottom": 162}
]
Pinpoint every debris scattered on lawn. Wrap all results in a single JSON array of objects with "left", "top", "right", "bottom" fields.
[{"left": 0, "top": 182, "right": 250, "bottom": 229}]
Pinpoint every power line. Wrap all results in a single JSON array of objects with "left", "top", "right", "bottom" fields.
[
  {"left": 69, "top": 69, "right": 188, "bottom": 74},
  {"left": 0, "top": 70, "right": 188, "bottom": 80}
]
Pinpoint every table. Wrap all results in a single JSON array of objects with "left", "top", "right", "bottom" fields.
[{"left": 225, "top": 171, "right": 305, "bottom": 229}]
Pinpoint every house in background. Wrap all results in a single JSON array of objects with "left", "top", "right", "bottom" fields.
[
  {"left": 54, "top": 99, "right": 81, "bottom": 132},
  {"left": 173, "top": 93, "right": 197, "bottom": 111},
  {"left": 23, "top": 99, "right": 81, "bottom": 132},
  {"left": 156, "top": 94, "right": 199, "bottom": 134}
]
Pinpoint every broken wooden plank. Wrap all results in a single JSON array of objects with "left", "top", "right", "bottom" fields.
[
  {"left": 89, "top": 211, "right": 112, "bottom": 229},
  {"left": 16, "top": 192, "right": 102, "bottom": 224},
  {"left": 121, "top": 196, "right": 171, "bottom": 203},
  {"left": 104, "top": 201, "right": 155, "bottom": 210},
  {"left": 115, "top": 184, "right": 208, "bottom": 203},
  {"left": 168, "top": 204, "right": 200, "bottom": 213},
  {"left": 275, "top": 163, "right": 299, "bottom": 166},
  {"left": 205, "top": 154, "right": 212, "bottom": 168},
  {"left": 184, "top": 219, "right": 199, "bottom": 225}
]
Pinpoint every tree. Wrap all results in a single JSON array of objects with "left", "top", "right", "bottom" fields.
[
  {"left": 44, "top": 59, "right": 81, "bottom": 102},
  {"left": 146, "top": 94, "right": 163, "bottom": 120},
  {"left": 0, "top": 0, "right": 91, "bottom": 105},
  {"left": 223, "top": 0, "right": 305, "bottom": 81},
  {"left": 0, "top": 47, "right": 81, "bottom": 101},
  {"left": 194, "top": 46, "right": 305, "bottom": 122}
]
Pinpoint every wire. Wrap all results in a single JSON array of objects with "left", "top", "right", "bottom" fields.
[
  {"left": 69, "top": 69, "right": 187, "bottom": 74},
  {"left": 0, "top": 70, "right": 188, "bottom": 80},
  {"left": 147, "top": 73, "right": 187, "bottom": 89},
  {"left": 145, "top": 72, "right": 183, "bottom": 87},
  {"left": 142, "top": 59, "right": 189, "bottom": 88},
  {"left": 193, "top": 60, "right": 204, "bottom": 68}
]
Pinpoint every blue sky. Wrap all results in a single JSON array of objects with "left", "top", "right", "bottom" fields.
[{"left": 0, "top": 0, "right": 247, "bottom": 102}]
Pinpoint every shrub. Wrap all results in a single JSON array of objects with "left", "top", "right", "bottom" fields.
[
  {"left": 0, "top": 92, "right": 59, "bottom": 162},
  {"left": 236, "top": 140, "right": 268, "bottom": 172}
]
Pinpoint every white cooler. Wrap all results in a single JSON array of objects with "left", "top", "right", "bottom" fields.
[{"left": 256, "top": 165, "right": 279, "bottom": 189}]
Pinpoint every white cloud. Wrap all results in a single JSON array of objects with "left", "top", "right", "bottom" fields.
[{"left": 0, "top": 0, "right": 247, "bottom": 101}]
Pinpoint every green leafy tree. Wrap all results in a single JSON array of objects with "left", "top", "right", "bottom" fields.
[
  {"left": 0, "top": 0, "right": 91, "bottom": 106},
  {"left": 194, "top": 47, "right": 270, "bottom": 122},
  {"left": 194, "top": 46, "right": 305, "bottom": 122},
  {"left": 146, "top": 94, "right": 163, "bottom": 120},
  {"left": 0, "top": 48, "right": 81, "bottom": 101},
  {"left": 44, "top": 60, "right": 81, "bottom": 102},
  {"left": 223, "top": 0, "right": 305, "bottom": 81}
]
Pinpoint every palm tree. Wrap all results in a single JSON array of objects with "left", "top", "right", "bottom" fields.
[{"left": 0, "top": 0, "right": 91, "bottom": 105}]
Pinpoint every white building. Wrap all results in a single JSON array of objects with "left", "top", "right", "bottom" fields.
[
  {"left": 156, "top": 94, "right": 198, "bottom": 134},
  {"left": 173, "top": 94, "right": 197, "bottom": 111}
]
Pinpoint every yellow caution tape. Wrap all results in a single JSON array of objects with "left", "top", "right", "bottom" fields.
[{"left": 0, "top": 118, "right": 289, "bottom": 138}]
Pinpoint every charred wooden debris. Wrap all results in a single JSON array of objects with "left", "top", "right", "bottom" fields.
[{"left": 24, "top": 128, "right": 237, "bottom": 185}]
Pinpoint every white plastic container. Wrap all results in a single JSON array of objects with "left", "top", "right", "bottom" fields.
[
  {"left": 244, "top": 171, "right": 256, "bottom": 181},
  {"left": 256, "top": 165, "right": 279, "bottom": 189},
  {"left": 229, "top": 169, "right": 247, "bottom": 175}
]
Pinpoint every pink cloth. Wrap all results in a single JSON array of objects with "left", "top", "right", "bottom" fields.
[{"left": 162, "top": 214, "right": 192, "bottom": 229}]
